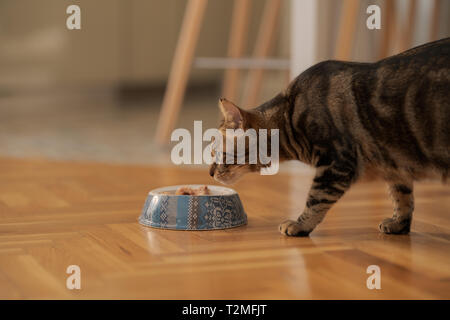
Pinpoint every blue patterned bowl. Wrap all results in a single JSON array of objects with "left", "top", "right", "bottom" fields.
[{"left": 139, "top": 185, "right": 247, "bottom": 230}]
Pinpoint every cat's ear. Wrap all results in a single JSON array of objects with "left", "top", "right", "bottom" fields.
[{"left": 219, "top": 98, "right": 245, "bottom": 129}]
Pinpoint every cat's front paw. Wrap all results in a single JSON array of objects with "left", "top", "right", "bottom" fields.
[
  {"left": 379, "top": 217, "right": 411, "bottom": 234},
  {"left": 279, "top": 220, "right": 311, "bottom": 237}
]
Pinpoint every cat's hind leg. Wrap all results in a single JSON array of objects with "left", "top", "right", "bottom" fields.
[
  {"left": 379, "top": 180, "right": 414, "bottom": 234},
  {"left": 280, "top": 163, "right": 356, "bottom": 236}
]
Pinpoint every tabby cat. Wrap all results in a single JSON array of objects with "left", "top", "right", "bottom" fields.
[{"left": 209, "top": 38, "right": 450, "bottom": 236}]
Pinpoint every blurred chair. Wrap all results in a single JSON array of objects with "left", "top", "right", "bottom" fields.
[
  {"left": 155, "top": 0, "right": 285, "bottom": 144},
  {"left": 155, "top": 0, "right": 208, "bottom": 145}
]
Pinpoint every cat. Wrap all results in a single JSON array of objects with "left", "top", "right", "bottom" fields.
[{"left": 209, "top": 37, "right": 450, "bottom": 236}]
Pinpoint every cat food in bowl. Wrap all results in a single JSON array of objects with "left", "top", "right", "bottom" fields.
[
  {"left": 175, "top": 185, "right": 210, "bottom": 195},
  {"left": 139, "top": 185, "right": 247, "bottom": 230}
]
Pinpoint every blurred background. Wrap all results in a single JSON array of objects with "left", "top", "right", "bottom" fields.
[{"left": 0, "top": 0, "right": 448, "bottom": 166}]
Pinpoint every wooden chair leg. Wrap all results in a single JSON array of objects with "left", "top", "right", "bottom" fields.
[
  {"left": 334, "top": 0, "right": 360, "bottom": 60},
  {"left": 242, "top": 0, "right": 282, "bottom": 108},
  {"left": 155, "top": 0, "right": 208, "bottom": 145},
  {"left": 400, "top": 0, "right": 417, "bottom": 52},
  {"left": 222, "top": 0, "right": 252, "bottom": 103},
  {"left": 379, "top": 0, "right": 396, "bottom": 59},
  {"left": 430, "top": 0, "right": 442, "bottom": 41}
]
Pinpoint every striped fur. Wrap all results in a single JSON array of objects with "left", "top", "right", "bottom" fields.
[{"left": 211, "top": 38, "right": 450, "bottom": 236}]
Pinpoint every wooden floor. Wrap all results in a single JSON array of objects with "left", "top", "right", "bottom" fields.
[{"left": 0, "top": 157, "right": 449, "bottom": 299}]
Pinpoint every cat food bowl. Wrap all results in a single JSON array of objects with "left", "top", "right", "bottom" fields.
[{"left": 139, "top": 185, "right": 247, "bottom": 230}]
